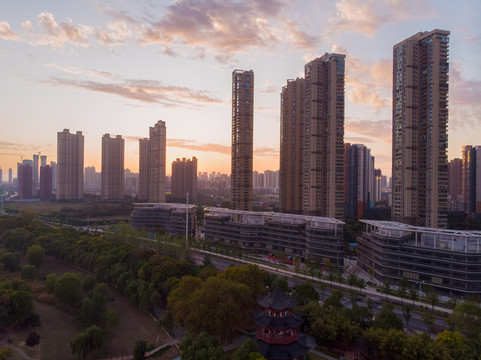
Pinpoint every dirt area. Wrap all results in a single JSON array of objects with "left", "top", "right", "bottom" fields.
[{"left": 16, "top": 258, "right": 180, "bottom": 360}]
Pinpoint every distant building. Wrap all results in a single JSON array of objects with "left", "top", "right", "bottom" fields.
[
  {"left": 461, "top": 145, "right": 479, "bottom": 214},
  {"left": 39, "top": 165, "right": 52, "bottom": 201},
  {"left": 392, "top": 29, "right": 450, "bottom": 228},
  {"left": 50, "top": 162, "right": 56, "bottom": 191},
  {"left": 40, "top": 155, "right": 47, "bottom": 167},
  {"left": 204, "top": 208, "right": 345, "bottom": 269},
  {"left": 84, "top": 166, "right": 101, "bottom": 193},
  {"left": 18, "top": 163, "right": 33, "bottom": 199},
  {"left": 33, "top": 154, "right": 39, "bottom": 194},
  {"left": 303, "top": 53, "right": 345, "bottom": 219},
  {"left": 57, "top": 129, "right": 84, "bottom": 200},
  {"left": 448, "top": 158, "right": 462, "bottom": 211},
  {"left": 101, "top": 134, "right": 125, "bottom": 200},
  {"left": 0, "top": 168, "right": 2, "bottom": 183},
  {"left": 8, "top": 168, "right": 12, "bottom": 185},
  {"left": 130, "top": 203, "right": 196, "bottom": 236},
  {"left": 357, "top": 220, "right": 481, "bottom": 297},
  {"left": 280, "top": 78, "right": 305, "bottom": 214},
  {"left": 171, "top": 157, "right": 197, "bottom": 202},
  {"left": 232, "top": 69, "right": 254, "bottom": 211},
  {"left": 124, "top": 169, "right": 139, "bottom": 198},
  {"left": 138, "top": 121, "right": 166, "bottom": 202}
]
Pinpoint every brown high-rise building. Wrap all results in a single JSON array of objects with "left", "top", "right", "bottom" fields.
[
  {"left": 461, "top": 145, "right": 477, "bottom": 214},
  {"left": 171, "top": 157, "right": 198, "bottom": 202},
  {"left": 448, "top": 158, "right": 462, "bottom": 211},
  {"left": 18, "top": 163, "right": 33, "bottom": 199},
  {"left": 231, "top": 69, "right": 254, "bottom": 211},
  {"left": 303, "top": 53, "right": 345, "bottom": 219},
  {"left": 101, "top": 134, "right": 125, "bottom": 200},
  {"left": 392, "top": 29, "right": 450, "bottom": 228},
  {"left": 57, "top": 129, "right": 84, "bottom": 200},
  {"left": 138, "top": 121, "right": 166, "bottom": 202},
  {"left": 279, "top": 78, "right": 305, "bottom": 214},
  {"left": 39, "top": 165, "right": 52, "bottom": 201}
]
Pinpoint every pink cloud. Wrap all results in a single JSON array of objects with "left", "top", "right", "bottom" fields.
[
  {"left": 36, "top": 12, "right": 92, "bottom": 47},
  {"left": 346, "top": 118, "right": 391, "bottom": 143},
  {"left": 0, "top": 21, "right": 20, "bottom": 41}
]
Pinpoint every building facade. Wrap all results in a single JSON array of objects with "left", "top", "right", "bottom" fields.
[
  {"left": 39, "top": 165, "right": 52, "bottom": 201},
  {"left": 448, "top": 158, "right": 462, "bottom": 211},
  {"left": 171, "top": 157, "right": 197, "bottom": 202},
  {"left": 130, "top": 203, "right": 196, "bottom": 236},
  {"left": 101, "top": 134, "right": 125, "bottom": 200},
  {"left": 57, "top": 129, "right": 84, "bottom": 200},
  {"left": 138, "top": 121, "right": 166, "bottom": 203},
  {"left": 18, "top": 163, "right": 33, "bottom": 199},
  {"left": 303, "top": 53, "right": 345, "bottom": 219},
  {"left": 280, "top": 78, "right": 305, "bottom": 214},
  {"left": 357, "top": 220, "right": 481, "bottom": 297},
  {"left": 204, "top": 208, "right": 345, "bottom": 269},
  {"left": 231, "top": 69, "right": 254, "bottom": 211},
  {"left": 392, "top": 29, "right": 450, "bottom": 228},
  {"left": 461, "top": 145, "right": 478, "bottom": 214}
]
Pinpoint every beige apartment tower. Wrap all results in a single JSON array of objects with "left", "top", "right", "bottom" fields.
[
  {"left": 101, "top": 134, "right": 124, "bottom": 200},
  {"left": 231, "top": 69, "right": 254, "bottom": 211},
  {"left": 303, "top": 53, "right": 346, "bottom": 219},
  {"left": 57, "top": 129, "right": 84, "bottom": 200},
  {"left": 171, "top": 157, "right": 198, "bottom": 202},
  {"left": 280, "top": 78, "right": 305, "bottom": 214},
  {"left": 138, "top": 120, "right": 166, "bottom": 203},
  {"left": 392, "top": 29, "right": 450, "bottom": 228}
]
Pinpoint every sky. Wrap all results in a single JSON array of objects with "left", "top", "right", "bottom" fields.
[{"left": 0, "top": 0, "right": 480, "bottom": 178}]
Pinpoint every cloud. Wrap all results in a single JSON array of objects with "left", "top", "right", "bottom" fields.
[
  {"left": 328, "top": 0, "right": 434, "bottom": 37},
  {"left": 0, "top": 21, "right": 21, "bottom": 41},
  {"left": 254, "top": 147, "right": 278, "bottom": 156},
  {"left": 45, "top": 76, "right": 223, "bottom": 107},
  {"left": 346, "top": 118, "right": 391, "bottom": 143},
  {"left": 255, "top": 106, "right": 277, "bottom": 112},
  {"left": 168, "top": 139, "right": 230, "bottom": 154},
  {"left": 36, "top": 12, "right": 92, "bottom": 47},
  {"left": 0, "top": 141, "right": 56, "bottom": 156},
  {"left": 283, "top": 19, "right": 318, "bottom": 50},
  {"left": 259, "top": 82, "right": 277, "bottom": 94},
  {"left": 345, "top": 136, "right": 375, "bottom": 144}
]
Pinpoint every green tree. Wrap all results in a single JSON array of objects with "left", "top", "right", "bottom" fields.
[
  {"left": 322, "top": 290, "right": 344, "bottom": 312},
  {"left": 402, "top": 304, "right": 412, "bottom": 326},
  {"left": 133, "top": 340, "right": 147, "bottom": 360},
  {"left": 425, "top": 287, "right": 439, "bottom": 313},
  {"left": 436, "top": 331, "right": 477, "bottom": 360},
  {"left": 422, "top": 312, "right": 435, "bottom": 334},
  {"left": 401, "top": 332, "right": 450, "bottom": 360},
  {"left": 26, "top": 244, "right": 45, "bottom": 268},
  {"left": 373, "top": 303, "right": 403, "bottom": 331},
  {"left": 381, "top": 281, "right": 391, "bottom": 300},
  {"left": 218, "top": 264, "right": 267, "bottom": 297},
  {"left": 232, "top": 338, "right": 265, "bottom": 360},
  {"left": 26, "top": 331, "right": 40, "bottom": 352},
  {"left": 318, "top": 283, "right": 327, "bottom": 302},
  {"left": 293, "top": 283, "right": 319, "bottom": 306},
  {"left": 70, "top": 325, "right": 104, "bottom": 359},
  {"left": 45, "top": 274, "right": 57, "bottom": 293},
  {"left": 81, "top": 298, "right": 95, "bottom": 326},
  {"left": 449, "top": 301, "right": 481, "bottom": 339},
  {"left": 357, "top": 278, "right": 367, "bottom": 294},
  {"left": 180, "top": 332, "right": 225, "bottom": 360},
  {"left": 54, "top": 272, "right": 82, "bottom": 307},
  {"left": 158, "top": 309, "right": 174, "bottom": 335},
  {"left": 20, "top": 264, "right": 36, "bottom": 281},
  {"left": 409, "top": 287, "right": 417, "bottom": 307},
  {"left": 0, "top": 251, "right": 20, "bottom": 271},
  {"left": 82, "top": 275, "right": 97, "bottom": 292},
  {"left": 347, "top": 274, "right": 358, "bottom": 293},
  {"left": 380, "top": 329, "right": 406, "bottom": 360}
]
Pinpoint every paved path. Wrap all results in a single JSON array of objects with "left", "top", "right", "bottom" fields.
[{"left": 0, "top": 341, "right": 34, "bottom": 360}]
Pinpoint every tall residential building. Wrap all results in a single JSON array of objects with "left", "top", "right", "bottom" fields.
[
  {"left": 303, "top": 53, "right": 345, "bottom": 219},
  {"left": 101, "top": 134, "right": 125, "bottom": 200},
  {"left": 50, "top": 162, "right": 57, "bottom": 192},
  {"left": 231, "top": 69, "right": 254, "bottom": 211},
  {"left": 39, "top": 165, "right": 52, "bottom": 201},
  {"left": 40, "top": 155, "right": 47, "bottom": 167},
  {"left": 18, "top": 163, "right": 33, "bottom": 199},
  {"left": 345, "top": 144, "right": 375, "bottom": 219},
  {"left": 32, "top": 154, "right": 39, "bottom": 194},
  {"left": 8, "top": 168, "right": 12, "bottom": 185},
  {"left": 171, "top": 157, "right": 198, "bottom": 202},
  {"left": 448, "top": 158, "right": 462, "bottom": 211},
  {"left": 57, "top": 129, "right": 84, "bottom": 200},
  {"left": 462, "top": 146, "right": 480, "bottom": 214},
  {"left": 138, "top": 121, "right": 166, "bottom": 202},
  {"left": 280, "top": 78, "right": 305, "bottom": 214},
  {"left": 0, "top": 168, "right": 2, "bottom": 183},
  {"left": 84, "top": 166, "right": 101, "bottom": 193},
  {"left": 392, "top": 29, "right": 450, "bottom": 228}
]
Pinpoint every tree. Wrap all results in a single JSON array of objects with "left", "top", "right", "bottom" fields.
[
  {"left": 70, "top": 325, "right": 104, "bottom": 359},
  {"left": 133, "top": 340, "right": 147, "bottom": 360},
  {"left": 45, "top": 274, "right": 57, "bottom": 293},
  {"left": 397, "top": 277, "right": 408, "bottom": 304},
  {"left": 422, "top": 312, "right": 435, "bottom": 335},
  {"left": 402, "top": 304, "right": 412, "bottom": 326},
  {"left": 425, "top": 287, "right": 439, "bottom": 313},
  {"left": 436, "top": 331, "right": 477, "bottom": 360},
  {"left": 322, "top": 290, "right": 344, "bottom": 312},
  {"left": 357, "top": 278, "right": 367, "bottom": 295},
  {"left": 20, "top": 264, "right": 36, "bottom": 281},
  {"left": 232, "top": 338, "right": 265, "bottom": 360},
  {"left": 318, "top": 283, "right": 327, "bottom": 302},
  {"left": 381, "top": 281, "right": 391, "bottom": 300},
  {"left": 26, "top": 331, "right": 40, "bottom": 353},
  {"left": 402, "top": 332, "right": 450, "bottom": 360},
  {"left": 54, "top": 272, "right": 82, "bottom": 307},
  {"left": 0, "top": 251, "right": 20, "bottom": 271},
  {"left": 367, "top": 269, "right": 375, "bottom": 284},
  {"left": 293, "top": 283, "right": 319, "bottom": 306},
  {"left": 409, "top": 287, "right": 417, "bottom": 307},
  {"left": 347, "top": 274, "right": 358, "bottom": 293},
  {"left": 449, "top": 301, "right": 481, "bottom": 339},
  {"left": 158, "top": 309, "right": 174, "bottom": 335},
  {"left": 26, "top": 244, "right": 45, "bottom": 268},
  {"left": 180, "top": 332, "right": 225, "bottom": 360},
  {"left": 373, "top": 303, "right": 403, "bottom": 331},
  {"left": 82, "top": 275, "right": 97, "bottom": 292}
]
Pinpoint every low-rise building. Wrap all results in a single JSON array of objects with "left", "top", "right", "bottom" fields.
[
  {"left": 357, "top": 220, "right": 481, "bottom": 297},
  {"left": 130, "top": 203, "right": 196, "bottom": 236},
  {"left": 204, "top": 208, "right": 344, "bottom": 269}
]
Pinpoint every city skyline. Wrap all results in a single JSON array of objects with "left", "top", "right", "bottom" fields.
[{"left": 1, "top": 1, "right": 480, "bottom": 178}]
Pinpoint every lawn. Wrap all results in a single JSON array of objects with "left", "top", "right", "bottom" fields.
[{"left": 24, "top": 258, "right": 180, "bottom": 360}]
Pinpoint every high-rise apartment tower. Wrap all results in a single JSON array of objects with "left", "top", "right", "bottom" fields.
[
  {"left": 138, "top": 121, "right": 166, "bottom": 202},
  {"left": 231, "top": 69, "right": 254, "bottom": 211},
  {"left": 303, "top": 53, "right": 345, "bottom": 219},
  {"left": 392, "top": 29, "right": 450, "bottom": 228},
  {"left": 171, "top": 157, "right": 198, "bottom": 202},
  {"left": 280, "top": 78, "right": 305, "bottom": 214},
  {"left": 57, "top": 129, "right": 84, "bottom": 200},
  {"left": 101, "top": 134, "right": 125, "bottom": 200}
]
